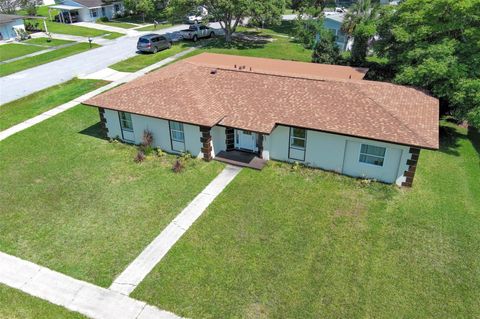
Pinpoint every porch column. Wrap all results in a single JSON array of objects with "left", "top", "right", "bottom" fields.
[
  {"left": 200, "top": 126, "right": 212, "bottom": 161},
  {"left": 402, "top": 147, "right": 420, "bottom": 187},
  {"left": 225, "top": 127, "right": 234, "bottom": 151},
  {"left": 98, "top": 107, "right": 108, "bottom": 138},
  {"left": 68, "top": 11, "right": 73, "bottom": 24}
]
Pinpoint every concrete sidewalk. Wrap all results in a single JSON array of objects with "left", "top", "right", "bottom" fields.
[
  {"left": 110, "top": 165, "right": 242, "bottom": 296},
  {"left": 0, "top": 251, "right": 182, "bottom": 319}
]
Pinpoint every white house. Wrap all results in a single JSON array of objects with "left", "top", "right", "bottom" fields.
[
  {"left": 0, "top": 14, "right": 26, "bottom": 41},
  {"left": 50, "top": 0, "right": 124, "bottom": 23},
  {"left": 84, "top": 53, "right": 439, "bottom": 187}
]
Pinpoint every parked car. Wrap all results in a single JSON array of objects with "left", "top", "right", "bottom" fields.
[
  {"left": 184, "top": 6, "right": 208, "bottom": 24},
  {"left": 180, "top": 25, "right": 216, "bottom": 42},
  {"left": 137, "top": 34, "right": 172, "bottom": 53}
]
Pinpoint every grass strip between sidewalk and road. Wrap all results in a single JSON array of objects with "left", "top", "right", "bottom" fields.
[
  {"left": 0, "top": 43, "right": 100, "bottom": 77},
  {"left": 0, "top": 78, "right": 108, "bottom": 131}
]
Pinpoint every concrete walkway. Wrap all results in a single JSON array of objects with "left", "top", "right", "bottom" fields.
[
  {"left": 78, "top": 67, "right": 131, "bottom": 82},
  {"left": 74, "top": 22, "right": 135, "bottom": 35},
  {"left": 0, "top": 251, "right": 182, "bottom": 319},
  {"left": 110, "top": 165, "right": 242, "bottom": 296},
  {"left": 0, "top": 47, "right": 196, "bottom": 141}
]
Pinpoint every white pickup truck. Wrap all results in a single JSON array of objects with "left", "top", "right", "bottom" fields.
[{"left": 180, "top": 25, "right": 216, "bottom": 42}]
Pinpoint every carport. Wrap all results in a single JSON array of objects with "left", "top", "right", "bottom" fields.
[{"left": 49, "top": 5, "right": 82, "bottom": 24}]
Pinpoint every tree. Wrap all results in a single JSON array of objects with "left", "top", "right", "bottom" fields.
[
  {"left": 168, "top": 0, "right": 286, "bottom": 42},
  {"left": 376, "top": 0, "right": 480, "bottom": 126},
  {"left": 0, "top": 0, "right": 35, "bottom": 14},
  {"left": 312, "top": 28, "right": 339, "bottom": 64},
  {"left": 291, "top": 0, "right": 333, "bottom": 17},
  {"left": 293, "top": 18, "right": 324, "bottom": 49},
  {"left": 341, "top": 0, "right": 379, "bottom": 65},
  {"left": 124, "top": 0, "right": 156, "bottom": 22}
]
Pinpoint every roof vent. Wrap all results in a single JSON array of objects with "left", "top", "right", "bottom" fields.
[
  {"left": 234, "top": 64, "right": 237, "bottom": 68},
  {"left": 210, "top": 69, "right": 218, "bottom": 75},
  {"left": 349, "top": 75, "right": 352, "bottom": 79}
]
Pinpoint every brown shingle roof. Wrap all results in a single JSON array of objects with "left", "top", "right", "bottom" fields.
[{"left": 85, "top": 53, "right": 439, "bottom": 149}]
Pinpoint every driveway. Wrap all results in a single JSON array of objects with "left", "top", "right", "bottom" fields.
[{"left": 0, "top": 23, "right": 220, "bottom": 105}]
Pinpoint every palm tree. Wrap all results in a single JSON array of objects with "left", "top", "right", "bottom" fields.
[{"left": 341, "top": 0, "right": 379, "bottom": 65}]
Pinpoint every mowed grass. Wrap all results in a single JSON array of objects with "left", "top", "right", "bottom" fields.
[
  {"left": 135, "top": 23, "right": 173, "bottom": 31},
  {"left": 133, "top": 122, "right": 480, "bottom": 318},
  {"left": 0, "top": 284, "right": 85, "bottom": 319},
  {"left": 109, "top": 43, "right": 191, "bottom": 72},
  {"left": 0, "top": 42, "right": 99, "bottom": 77},
  {"left": 0, "top": 78, "right": 108, "bottom": 130},
  {"left": 0, "top": 105, "right": 224, "bottom": 287},
  {"left": 0, "top": 43, "right": 44, "bottom": 62},
  {"left": 96, "top": 20, "right": 137, "bottom": 29},
  {"left": 24, "top": 37, "right": 74, "bottom": 47}
]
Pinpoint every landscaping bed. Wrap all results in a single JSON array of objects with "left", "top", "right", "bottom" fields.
[
  {"left": 133, "top": 122, "right": 480, "bottom": 318},
  {"left": 0, "top": 105, "right": 224, "bottom": 287},
  {"left": 0, "top": 78, "right": 108, "bottom": 130}
]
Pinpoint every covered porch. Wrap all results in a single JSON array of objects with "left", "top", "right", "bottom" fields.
[
  {"left": 214, "top": 150, "right": 267, "bottom": 170},
  {"left": 49, "top": 5, "right": 81, "bottom": 24}
]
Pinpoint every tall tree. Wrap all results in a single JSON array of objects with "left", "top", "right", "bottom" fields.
[
  {"left": 168, "top": 0, "right": 286, "bottom": 42},
  {"left": 341, "top": 0, "right": 378, "bottom": 65},
  {"left": 124, "top": 0, "right": 155, "bottom": 22},
  {"left": 376, "top": 0, "right": 480, "bottom": 126},
  {"left": 312, "top": 28, "right": 339, "bottom": 64}
]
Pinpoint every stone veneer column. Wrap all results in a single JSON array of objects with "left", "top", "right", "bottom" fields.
[
  {"left": 200, "top": 126, "right": 212, "bottom": 161},
  {"left": 402, "top": 147, "right": 420, "bottom": 187},
  {"left": 98, "top": 107, "right": 108, "bottom": 138},
  {"left": 225, "top": 127, "right": 234, "bottom": 151}
]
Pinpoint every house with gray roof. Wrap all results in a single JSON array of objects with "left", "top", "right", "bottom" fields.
[{"left": 50, "top": 0, "right": 124, "bottom": 23}]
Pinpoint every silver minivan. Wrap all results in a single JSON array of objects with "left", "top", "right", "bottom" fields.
[{"left": 137, "top": 34, "right": 172, "bottom": 53}]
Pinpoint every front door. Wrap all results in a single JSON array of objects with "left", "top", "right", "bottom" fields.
[{"left": 235, "top": 129, "right": 257, "bottom": 152}]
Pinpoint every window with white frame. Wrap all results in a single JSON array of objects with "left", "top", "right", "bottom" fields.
[
  {"left": 90, "top": 9, "right": 97, "bottom": 18},
  {"left": 119, "top": 112, "right": 133, "bottom": 131},
  {"left": 359, "top": 144, "right": 386, "bottom": 166},
  {"left": 290, "top": 127, "right": 306, "bottom": 149},
  {"left": 170, "top": 121, "right": 184, "bottom": 143}
]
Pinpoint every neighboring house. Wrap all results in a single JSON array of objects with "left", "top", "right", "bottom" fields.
[
  {"left": 323, "top": 12, "right": 350, "bottom": 51},
  {"left": 0, "top": 14, "right": 26, "bottom": 41},
  {"left": 50, "top": 0, "right": 124, "bottom": 23},
  {"left": 84, "top": 53, "right": 439, "bottom": 187},
  {"left": 43, "top": 0, "right": 56, "bottom": 5}
]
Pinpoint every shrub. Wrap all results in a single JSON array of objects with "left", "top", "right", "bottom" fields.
[
  {"left": 180, "top": 151, "right": 192, "bottom": 161},
  {"left": 172, "top": 160, "right": 184, "bottom": 173},
  {"left": 156, "top": 148, "right": 165, "bottom": 157},
  {"left": 134, "top": 150, "right": 146, "bottom": 163},
  {"left": 99, "top": 16, "right": 110, "bottom": 22},
  {"left": 142, "top": 130, "right": 154, "bottom": 147},
  {"left": 142, "top": 145, "right": 154, "bottom": 156}
]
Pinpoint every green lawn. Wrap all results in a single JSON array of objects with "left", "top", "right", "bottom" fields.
[
  {"left": 0, "top": 42, "right": 99, "bottom": 77},
  {"left": 135, "top": 23, "right": 173, "bottom": 31},
  {"left": 24, "top": 37, "right": 74, "bottom": 47},
  {"left": 0, "top": 78, "right": 108, "bottom": 130},
  {"left": 0, "top": 105, "right": 224, "bottom": 287},
  {"left": 109, "top": 43, "right": 191, "bottom": 72},
  {"left": 43, "top": 21, "right": 123, "bottom": 39},
  {"left": 97, "top": 20, "right": 138, "bottom": 29},
  {"left": 0, "top": 284, "right": 85, "bottom": 319},
  {"left": 133, "top": 122, "right": 480, "bottom": 318},
  {"left": 0, "top": 43, "right": 44, "bottom": 62}
]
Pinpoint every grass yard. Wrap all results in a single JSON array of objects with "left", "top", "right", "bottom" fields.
[
  {"left": 0, "top": 78, "right": 108, "bottom": 130},
  {"left": 109, "top": 43, "right": 191, "bottom": 72},
  {"left": 0, "top": 43, "right": 44, "bottom": 62},
  {"left": 0, "top": 42, "right": 99, "bottom": 77},
  {"left": 0, "top": 284, "right": 85, "bottom": 319},
  {"left": 133, "top": 122, "right": 480, "bottom": 318},
  {"left": 44, "top": 21, "right": 123, "bottom": 39},
  {"left": 0, "top": 105, "right": 224, "bottom": 287},
  {"left": 135, "top": 23, "right": 173, "bottom": 31},
  {"left": 24, "top": 37, "right": 74, "bottom": 47}
]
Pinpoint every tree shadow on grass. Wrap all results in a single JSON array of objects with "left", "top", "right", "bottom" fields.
[
  {"left": 79, "top": 122, "right": 107, "bottom": 140},
  {"left": 202, "top": 32, "right": 271, "bottom": 51},
  {"left": 438, "top": 122, "right": 468, "bottom": 157},
  {"left": 468, "top": 125, "right": 480, "bottom": 157}
]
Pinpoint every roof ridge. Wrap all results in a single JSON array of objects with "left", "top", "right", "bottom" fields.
[{"left": 350, "top": 82, "right": 431, "bottom": 147}]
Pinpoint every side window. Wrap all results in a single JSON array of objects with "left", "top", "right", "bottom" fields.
[
  {"left": 359, "top": 144, "right": 386, "bottom": 166},
  {"left": 170, "top": 121, "right": 185, "bottom": 143},
  {"left": 119, "top": 112, "right": 133, "bottom": 131},
  {"left": 158, "top": 36, "right": 165, "bottom": 41},
  {"left": 151, "top": 37, "right": 158, "bottom": 43}
]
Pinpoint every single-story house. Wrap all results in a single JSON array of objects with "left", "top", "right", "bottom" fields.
[
  {"left": 323, "top": 12, "right": 351, "bottom": 51},
  {"left": 50, "top": 0, "right": 124, "bottom": 23},
  {"left": 84, "top": 53, "right": 439, "bottom": 187},
  {"left": 0, "top": 14, "right": 26, "bottom": 41}
]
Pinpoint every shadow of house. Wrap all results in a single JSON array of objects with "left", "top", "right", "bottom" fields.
[{"left": 79, "top": 122, "right": 107, "bottom": 140}]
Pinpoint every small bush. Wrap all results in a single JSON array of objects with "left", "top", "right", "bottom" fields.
[
  {"left": 172, "top": 160, "right": 184, "bottom": 173},
  {"left": 142, "top": 145, "right": 154, "bottom": 156},
  {"left": 156, "top": 148, "right": 165, "bottom": 157},
  {"left": 142, "top": 130, "right": 154, "bottom": 147},
  {"left": 180, "top": 151, "right": 192, "bottom": 161},
  {"left": 99, "top": 16, "right": 110, "bottom": 22},
  {"left": 291, "top": 161, "right": 301, "bottom": 171},
  {"left": 134, "top": 151, "right": 146, "bottom": 163}
]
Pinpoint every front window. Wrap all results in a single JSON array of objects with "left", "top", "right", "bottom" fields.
[
  {"left": 90, "top": 9, "right": 97, "bottom": 18},
  {"left": 359, "top": 144, "right": 386, "bottom": 166},
  {"left": 290, "top": 128, "right": 306, "bottom": 149},
  {"left": 170, "top": 121, "right": 184, "bottom": 142},
  {"left": 119, "top": 112, "right": 133, "bottom": 131}
]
